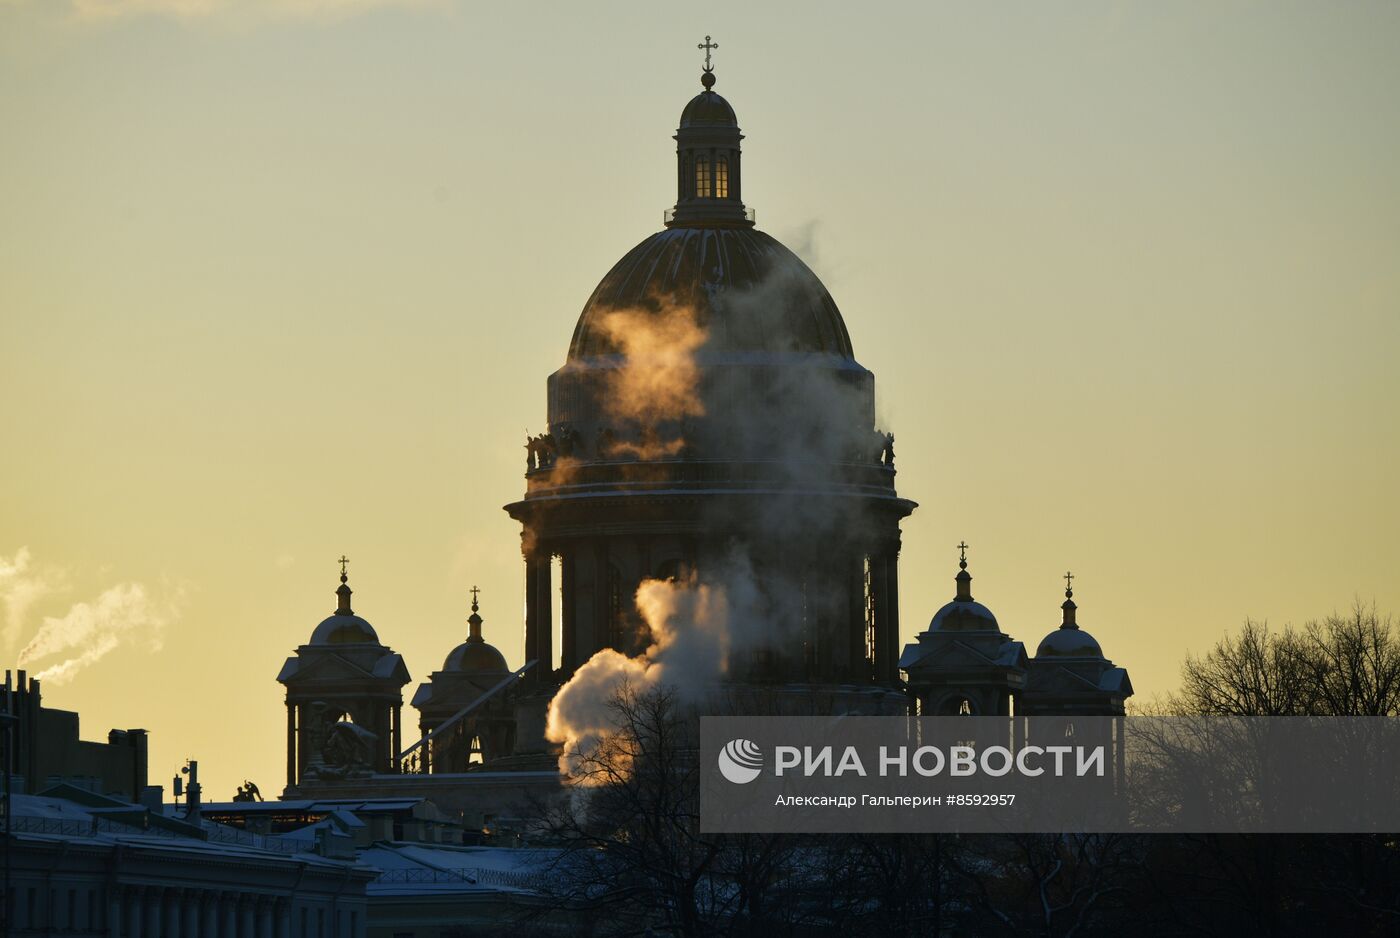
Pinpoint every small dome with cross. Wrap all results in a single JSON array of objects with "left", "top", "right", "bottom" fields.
[
  {"left": 442, "top": 588, "right": 509, "bottom": 674},
  {"left": 929, "top": 543, "right": 1002, "bottom": 632},
  {"left": 1034, "top": 573, "right": 1107, "bottom": 659},
  {"left": 309, "top": 557, "right": 382, "bottom": 646}
]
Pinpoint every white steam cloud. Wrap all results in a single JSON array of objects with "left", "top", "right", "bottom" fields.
[
  {"left": 0, "top": 547, "right": 60, "bottom": 651},
  {"left": 5, "top": 550, "right": 182, "bottom": 686},
  {"left": 546, "top": 555, "right": 761, "bottom": 781}
]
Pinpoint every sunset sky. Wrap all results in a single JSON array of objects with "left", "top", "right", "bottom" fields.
[{"left": 2, "top": 0, "right": 1397, "bottom": 799}]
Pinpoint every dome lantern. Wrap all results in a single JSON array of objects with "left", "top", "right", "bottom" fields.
[
  {"left": 668, "top": 37, "right": 752, "bottom": 229},
  {"left": 955, "top": 540, "right": 973, "bottom": 601},
  {"left": 335, "top": 554, "right": 353, "bottom": 615},
  {"left": 466, "top": 585, "right": 484, "bottom": 643}
]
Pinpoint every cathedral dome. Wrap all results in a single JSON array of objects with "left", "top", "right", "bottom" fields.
[
  {"left": 929, "top": 548, "right": 1001, "bottom": 632},
  {"left": 1034, "top": 628, "right": 1104, "bottom": 659},
  {"left": 444, "top": 640, "right": 508, "bottom": 674},
  {"left": 680, "top": 90, "right": 737, "bottom": 127},
  {"left": 567, "top": 227, "right": 854, "bottom": 360},
  {"left": 1033, "top": 581, "right": 1106, "bottom": 658},
  {"left": 310, "top": 614, "right": 380, "bottom": 646},
  {"left": 441, "top": 592, "right": 508, "bottom": 674},
  {"left": 929, "top": 598, "right": 1001, "bottom": 633},
  {"left": 308, "top": 565, "right": 381, "bottom": 645}
]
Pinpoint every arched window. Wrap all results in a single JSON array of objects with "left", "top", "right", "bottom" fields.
[
  {"left": 695, "top": 157, "right": 711, "bottom": 198},
  {"left": 715, "top": 157, "right": 729, "bottom": 198},
  {"left": 933, "top": 694, "right": 977, "bottom": 716}
]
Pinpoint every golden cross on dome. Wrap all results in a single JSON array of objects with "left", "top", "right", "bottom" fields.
[
  {"left": 1064, "top": 571, "right": 1074, "bottom": 594},
  {"left": 470, "top": 585, "right": 480, "bottom": 609},
  {"left": 956, "top": 541, "right": 969, "bottom": 566},
  {"left": 698, "top": 35, "right": 718, "bottom": 72},
  {"left": 338, "top": 555, "right": 350, "bottom": 577}
]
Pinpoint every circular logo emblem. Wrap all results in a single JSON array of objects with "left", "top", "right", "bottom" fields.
[{"left": 717, "top": 738, "right": 763, "bottom": 784}]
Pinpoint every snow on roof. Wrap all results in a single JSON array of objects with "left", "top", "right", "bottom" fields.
[
  {"left": 396, "top": 844, "right": 562, "bottom": 872},
  {"left": 200, "top": 798, "right": 426, "bottom": 813},
  {"left": 359, "top": 843, "right": 566, "bottom": 897},
  {"left": 10, "top": 793, "right": 365, "bottom": 871}
]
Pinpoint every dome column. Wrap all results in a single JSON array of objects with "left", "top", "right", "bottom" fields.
[
  {"left": 847, "top": 556, "right": 868, "bottom": 683},
  {"left": 868, "top": 544, "right": 901, "bottom": 684},
  {"left": 391, "top": 702, "right": 402, "bottom": 772},
  {"left": 285, "top": 703, "right": 296, "bottom": 787},
  {"left": 560, "top": 545, "right": 577, "bottom": 674},
  {"left": 524, "top": 544, "right": 554, "bottom": 688}
]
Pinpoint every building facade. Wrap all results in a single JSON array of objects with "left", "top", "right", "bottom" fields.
[{"left": 6, "top": 786, "right": 376, "bottom": 938}]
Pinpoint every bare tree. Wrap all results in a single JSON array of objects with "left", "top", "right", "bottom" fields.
[
  {"left": 533, "top": 683, "right": 813, "bottom": 937},
  {"left": 957, "top": 833, "right": 1139, "bottom": 937},
  {"left": 1141, "top": 604, "right": 1400, "bottom": 936},
  {"left": 1288, "top": 604, "right": 1400, "bottom": 716},
  {"left": 1173, "top": 603, "right": 1400, "bottom": 716}
]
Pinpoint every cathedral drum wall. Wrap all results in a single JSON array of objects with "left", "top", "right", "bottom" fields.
[{"left": 545, "top": 353, "right": 875, "bottom": 463}]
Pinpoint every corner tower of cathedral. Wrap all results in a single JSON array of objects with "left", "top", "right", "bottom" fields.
[{"left": 505, "top": 57, "right": 916, "bottom": 700}]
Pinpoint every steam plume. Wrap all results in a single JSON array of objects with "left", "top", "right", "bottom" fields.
[
  {"left": 594, "top": 302, "right": 706, "bottom": 460},
  {"left": 18, "top": 581, "right": 177, "bottom": 686},
  {"left": 546, "top": 556, "right": 760, "bottom": 780},
  {"left": 596, "top": 304, "right": 707, "bottom": 424},
  {"left": 0, "top": 547, "right": 58, "bottom": 651}
]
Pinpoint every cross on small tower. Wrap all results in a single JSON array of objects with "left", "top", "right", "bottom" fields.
[
  {"left": 1064, "top": 571, "right": 1074, "bottom": 595},
  {"left": 698, "top": 35, "right": 718, "bottom": 72},
  {"left": 338, "top": 555, "right": 350, "bottom": 577},
  {"left": 957, "top": 541, "right": 969, "bottom": 567},
  {"left": 470, "top": 585, "right": 480, "bottom": 609}
]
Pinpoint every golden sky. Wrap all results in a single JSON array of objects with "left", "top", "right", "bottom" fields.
[{"left": 2, "top": 0, "right": 1397, "bottom": 800}]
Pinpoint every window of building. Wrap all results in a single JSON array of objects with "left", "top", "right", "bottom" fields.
[
  {"left": 715, "top": 157, "right": 729, "bottom": 198},
  {"left": 695, "top": 157, "right": 711, "bottom": 198}
]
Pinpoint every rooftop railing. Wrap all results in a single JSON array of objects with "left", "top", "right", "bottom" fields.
[{"left": 661, "top": 207, "right": 757, "bottom": 225}]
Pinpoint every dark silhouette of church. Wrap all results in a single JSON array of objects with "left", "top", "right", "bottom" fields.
[{"left": 275, "top": 49, "right": 1133, "bottom": 818}]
